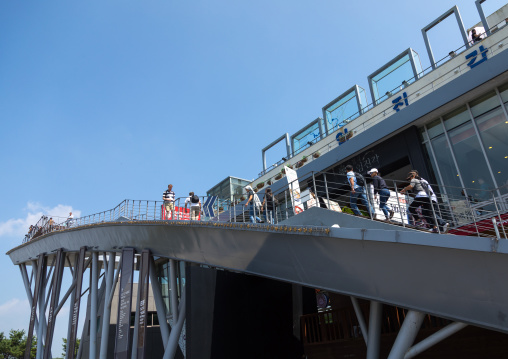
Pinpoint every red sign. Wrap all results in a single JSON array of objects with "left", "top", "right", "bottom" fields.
[{"left": 161, "top": 205, "right": 200, "bottom": 221}]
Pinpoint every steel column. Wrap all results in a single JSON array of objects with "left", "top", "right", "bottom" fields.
[
  {"left": 350, "top": 297, "right": 368, "bottom": 345},
  {"left": 25, "top": 256, "right": 45, "bottom": 359},
  {"left": 135, "top": 250, "right": 150, "bottom": 359},
  {"left": 149, "top": 257, "right": 170, "bottom": 348},
  {"left": 163, "top": 286, "right": 186, "bottom": 359},
  {"left": 387, "top": 311, "right": 425, "bottom": 359},
  {"left": 67, "top": 247, "right": 87, "bottom": 359},
  {"left": 114, "top": 248, "right": 135, "bottom": 359},
  {"left": 404, "top": 322, "right": 467, "bottom": 358},
  {"left": 366, "top": 301, "right": 382, "bottom": 359},
  {"left": 99, "top": 252, "right": 116, "bottom": 359},
  {"left": 90, "top": 252, "right": 99, "bottom": 359},
  {"left": 44, "top": 249, "right": 65, "bottom": 359},
  {"left": 36, "top": 258, "right": 48, "bottom": 359},
  {"left": 169, "top": 259, "right": 178, "bottom": 322}
]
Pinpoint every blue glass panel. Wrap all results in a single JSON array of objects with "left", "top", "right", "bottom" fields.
[
  {"left": 324, "top": 90, "right": 361, "bottom": 133},
  {"left": 293, "top": 122, "right": 320, "bottom": 155},
  {"left": 371, "top": 54, "right": 417, "bottom": 104}
]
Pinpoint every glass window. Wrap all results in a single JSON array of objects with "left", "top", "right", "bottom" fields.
[
  {"left": 443, "top": 106, "right": 470, "bottom": 131},
  {"left": 324, "top": 90, "right": 361, "bottom": 132},
  {"left": 499, "top": 83, "right": 508, "bottom": 103},
  {"left": 469, "top": 91, "right": 501, "bottom": 118},
  {"left": 475, "top": 107, "right": 508, "bottom": 194},
  {"left": 447, "top": 121, "right": 496, "bottom": 200},
  {"left": 371, "top": 54, "right": 417, "bottom": 104},
  {"left": 293, "top": 122, "right": 321, "bottom": 155},
  {"left": 429, "top": 135, "right": 463, "bottom": 198},
  {"left": 426, "top": 119, "right": 444, "bottom": 139}
]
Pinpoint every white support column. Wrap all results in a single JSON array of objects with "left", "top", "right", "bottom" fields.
[
  {"left": 387, "top": 311, "right": 425, "bottom": 359},
  {"left": 366, "top": 301, "right": 382, "bottom": 359},
  {"left": 90, "top": 252, "right": 99, "bottom": 359},
  {"left": 163, "top": 286, "right": 186, "bottom": 359},
  {"left": 149, "top": 257, "right": 170, "bottom": 348},
  {"left": 404, "top": 322, "right": 467, "bottom": 359},
  {"left": 99, "top": 252, "right": 116, "bottom": 359},
  {"left": 169, "top": 260, "right": 178, "bottom": 322},
  {"left": 350, "top": 296, "right": 368, "bottom": 345}
]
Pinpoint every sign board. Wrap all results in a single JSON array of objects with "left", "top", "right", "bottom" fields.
[
  {"left": 161, "top": 206, "right": 200, "bottom": 221},
  {"left": 367, "top": 185, "right": 408, "bottom": 223},
  {"left": 115, "top": 248, "right": 135, "bottom": 359},
  {"left": 285, "top": 166, "right": 304, "bottom": 214}
]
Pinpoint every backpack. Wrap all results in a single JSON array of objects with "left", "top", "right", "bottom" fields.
[
  {"left": 190, "top": 195, "right": 200, "bottom": 203},
  {"left": 346, "top": 172, "right": 365, "bottom": 187}
]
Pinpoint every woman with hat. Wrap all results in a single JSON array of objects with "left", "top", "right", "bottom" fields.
[{"left": 368, "top": 168, "right": 394, "bottom": 221}]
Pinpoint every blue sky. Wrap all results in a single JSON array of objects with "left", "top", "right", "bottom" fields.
[{"left": 0, "top": 0, "right": 502, "bottom": 354}]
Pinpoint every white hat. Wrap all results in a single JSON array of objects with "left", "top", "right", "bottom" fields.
[{"left": 367, "top": 168, "right": 378, "bottom": 174}]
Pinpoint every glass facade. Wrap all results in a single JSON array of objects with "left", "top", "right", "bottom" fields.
[
  {"left": 292, "top": 121, "right": 321, "bottom": 155},
  {"left": 370, "top": 51, "right": 421, "bottom": 105},
  {"left": 207, "top": 176, "right": 251, "bottom": 202},
  {"left": 421, "top": 82, "right": 508, "bottom": 202},
  {"left": 324, "top": 87, "right": 364, "bottom": 133}
]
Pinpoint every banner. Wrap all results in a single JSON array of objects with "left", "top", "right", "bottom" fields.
[
  {"left": 136, "top": 250, "right": 150, "bottom": 359},
  {"left": 285, "top": 166, "right": 304, "bottom": 214},
  {"left": 115, "top": 248, "right": 135, "bottom": 359},
  {"left": 367, "top": 185, "right": 408, "bottom": 223},
  {"left": 161, "top": 205, "right": 200, "bottom": 221}
]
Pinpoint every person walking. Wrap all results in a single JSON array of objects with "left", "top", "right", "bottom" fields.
[
  {"left": 261, "top": 187, "right": 276, "bottom": 223},
  {"left": 162, "top": 184, "right": 175, "bottom": 219},
  {"left": 400, "top": 171, "right": 439, "bottom": 232},
  {"left": 368, "top": 168, "right": 394, "bottom": 221},
  {"left": 244, "top": 185, "right": 263, "bottom": 223},
  {"left": 346, "top": 165, "right": 375, "bottom": 219},
  {"left": 185, "top": 192, "right": 201, "bottom": 221}
]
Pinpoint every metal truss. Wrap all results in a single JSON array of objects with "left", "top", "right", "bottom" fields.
[{"left": 19, "top": 248, "right": 186, "bottom": 359}]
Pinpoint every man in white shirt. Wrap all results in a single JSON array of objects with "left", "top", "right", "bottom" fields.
[{"left": 185, "top": 192, "right": 201, "bottom": 220}]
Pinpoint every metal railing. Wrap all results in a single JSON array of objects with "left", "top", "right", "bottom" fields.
[
  {"left": 22, "top": 170, "right": 508, "bottom": 244},
  {"left": 257, "top": 20, "right": 508, "bottom": 179}
]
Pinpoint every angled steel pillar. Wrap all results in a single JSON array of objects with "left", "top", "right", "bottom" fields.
[
  {"left": 67, "top": 247, "right": 87, "bottom": 359},
  {"left": 387, "top": 311, "right": 425, "bottom": 359},
  {"left": 36, "top": 257, "right": 48, "bottom": 359},
  {"left": 44, "top": 249, "right": 65, "bottom": 359},
  {"left": 405, "top": 322, "right": 467, "bottom": 359},
  {"left": 350, "top": 296, "right": 368, "bottom": 345},
  {"left": 169, "top": 259, "right": 178, "bottom": 322},
  {"left": 99, "top": 252, "right": 116, "bottom": 359},
  {"left": 163, "top": 285, "right": 186, "bottom": 359},
  {"left": 366, "top": 301, "right": 382, "bottom": 359},
  {"left": 19, "top": 264, "right": 39, "bottom": 331},
  {"left": 149, "top": 257, "right": 170, "bottom": 348},
  {"left": 90, "top": 252, "right": 99, "bottom": 359},
  {"left": 25, "top": 255, "right": 46, "bottom": 359},
  {"left": 114, "top": 248, "right": 135, "bottom": 359},
  {"left": 133, "top": 250, "right": 150, "bottom": 359}
]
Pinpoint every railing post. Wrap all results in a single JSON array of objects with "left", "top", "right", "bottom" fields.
[
  {"left": 324, "top": 173, "right": 330, "bottom": 208},
  {"left": 285, "top": 189, "right": 289, "bottom": 219},
  {"left": 394, "top": 181, "right": 406, "bottom": 228},
  {"left": 492, "top": 192, "right": 507, "bottom": 239},
  {"left": 465, "top": 191, "right": 481, "bottom": 237}
]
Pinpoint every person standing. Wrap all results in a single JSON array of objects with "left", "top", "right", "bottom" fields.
[
  {"left": 244, "top": 186, "right": 263, "bottom": 223},
  {"left": 185, "top": 192, "right": 201, "bottom": 221},
  {"left": 368, "top": 168, "right": 394, "bottom": 221},
  {"left": 400, "top": 171, "right": 439, "bottom": 232},
  {"left": 66, "top": 212, "right": 74, "bottom": 228},
  {"left": 346, "top": 165, "right": 375, "bottom": 219},
  {"left": 162, "top": 184, "right": 176, "bottom": 219},
  {"left": 261, "top": 187, "right": 276, "bottom": 224}
]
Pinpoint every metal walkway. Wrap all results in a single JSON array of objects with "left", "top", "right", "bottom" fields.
[{"left": 7, "top": 206, "right": 508, "bottom": 334}]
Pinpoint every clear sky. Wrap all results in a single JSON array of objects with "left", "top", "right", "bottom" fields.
[{"left": 0, "top": 0, "right": 504, "bottom": 355}]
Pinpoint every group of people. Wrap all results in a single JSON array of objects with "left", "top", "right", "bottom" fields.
[
  {"left": 162, "top": 184, "right": 202, "bottom": 220},
  {"left": 346, "top": 165, "right": 449, "bottom": 233}
]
